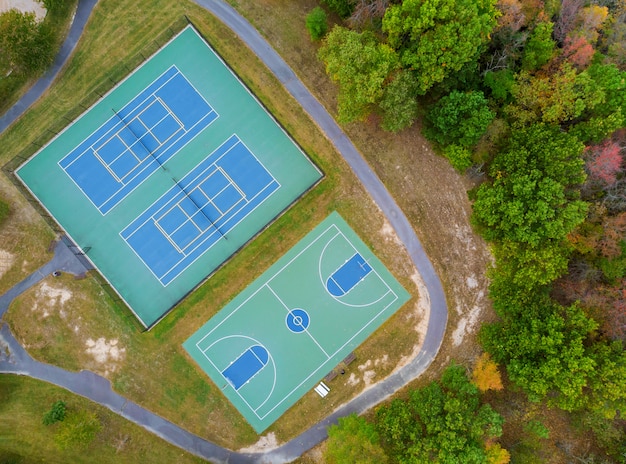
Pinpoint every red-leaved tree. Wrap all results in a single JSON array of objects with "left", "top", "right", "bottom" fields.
[
  {"left": 562, "top": 35, "right": 594, "bottom": 70},
  {"left": 586, "top": 141, "right": 623, "bottom": 186}
]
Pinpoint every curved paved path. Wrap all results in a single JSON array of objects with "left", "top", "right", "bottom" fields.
[
  {"left": 0, "top": 1, "right": 448, "bottom": 462},
  {"left": 0, "top": 0, "right": 99, "bottom": 134}
]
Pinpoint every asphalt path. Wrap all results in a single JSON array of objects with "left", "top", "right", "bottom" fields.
[{"left": 0, "top": 1, "right": 448, "bottom": 462}]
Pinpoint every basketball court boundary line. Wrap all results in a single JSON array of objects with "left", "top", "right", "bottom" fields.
[{"left": 190, "top": 220, "right": 401, "bottom": 421}]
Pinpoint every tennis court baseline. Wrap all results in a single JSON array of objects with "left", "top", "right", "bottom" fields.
[
  {"left": 59, "top": 65, "right": 218, "bottom": 215},
  {"left": 183, "top": 212, "right": 410, "bottom": 432},
  {"left": 121, "top": 134, "right": 280, "bottom": 285},
  {"left": 16, "top": 25, "right": 323, "bottom": 327}
]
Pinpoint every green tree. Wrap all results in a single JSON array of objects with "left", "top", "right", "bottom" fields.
[
  {"left": 322, "top": 0, "right": 354, "bottom": 19},
  {"left": 376, "top": 365, "right": 505, "bottom": 463},
  {"left": 42, "top": 400, "right": 66, "bottom": 426},
  {"left": 306, "top": 7, "right": 328, "bottom": 41},
  {"left": 0, "top": 10, "right": 54, "bottom": 76},
  {"left": 378, "top": 69, "right": 420, "bottom": 132},
  {"left": 319, "top": 27, "right": 399, "bottom": 123},
  {"left": 472, "top": 125, "right": 587, "bottom": 247},
  {"left": 521, "top": 21, "right": 556, "bottom": 71},
  {"left": 481, "top": 296, "right": 597, "bottom": 411},
  {"left": 325, "top": 413, "right": 388, "bottom": 464},
  {"left": 426, "top": 90, "right": 495, "bottom": 148},
  {"left": 443, "top": 144, "right": 473, "bottom": 172},
  {"left": 506, "top": 64, "right": 605, "bottom": 127},
  {"left": 382, "top": 0, "right": 498, "bottom": 94}
]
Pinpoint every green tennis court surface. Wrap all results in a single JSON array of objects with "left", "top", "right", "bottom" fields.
[
  {"left": 15, "top": 25, "right": 322, "bottom": 327},
  {"left": 183, "top": 212, "right": 410, "bottom": 432}
]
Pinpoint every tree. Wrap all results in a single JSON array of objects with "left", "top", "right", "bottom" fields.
[
  {"left": 376, "top": 365, "right": 505, "bottom": 463},
  {"left": 521, "top": 22, "right": 556, "bottom": 71},
  {"left": 382, "top": 0, "right": 498, "bottom": 94},
  {"left": 42, "top": 400, "right": 66, "bottom": 426},
  {"left": 306, "top": 7, "right": 328, "bottom": 41},
  {"left": 322, "top": 0, "right": 354, "bottom": 19},
  {"left": 325, "top": 414, "right": 388, "bottom": 464},
  {"left": 378, "top": 69, "right": 419, "bottom": 132},
  {"left": 554, "top": 0, "right": 584, "bottom": 43},
  {"left": 481, "top": 297, "right": 597, "bottom": 411},
  {"left": 585, "top": 141, "right": 623, "bottom": 186},
  {"left": 319, "top": 27, "right": 399, "bottom": 123},
  {"left": 427, "top": 90, "right": 495, "bottom": 148},
  {"left": 0, "top": 10, "right": 54, "bottom": 76},
  {"left": 506, "top": 64, "right": 605, "bottom": 127},
  {"left": 562, "top": 35, "right": 594, "bottom": 70},
  {"left": 472, "top": 352, "right": 504, "bottom": 392},
  {"left": 472, "top": 125, "right": 587, "bottom": 247}
]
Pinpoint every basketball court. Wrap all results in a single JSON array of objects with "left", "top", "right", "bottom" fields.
[{"left": 183, "top": 212, "right": 410, "bottom": 432}]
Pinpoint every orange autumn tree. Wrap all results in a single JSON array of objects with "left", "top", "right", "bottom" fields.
[{"left": 473, "top": 352, "right": 504, "bottom": 391}]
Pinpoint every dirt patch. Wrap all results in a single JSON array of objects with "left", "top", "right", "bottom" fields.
[
  {"left": 85, "top": 337, "right": 125, "bottom": 375},
  {"left": 238, "top": 432, "right": 279, "bottom": 452},
  {"left": 0, "top": 0, "right": 46, "bottom": 20},
  {"left": 0, "top": 250, "right": 15, "bottom": 279},
  {"left": 31, "top": 282, "right": 72, "bottom": 318}
]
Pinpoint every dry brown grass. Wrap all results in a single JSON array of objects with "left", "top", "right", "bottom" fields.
[{"left": 2, "top": 0, "right": 434, "bottom": 451}]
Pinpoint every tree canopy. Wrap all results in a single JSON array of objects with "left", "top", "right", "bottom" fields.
[
  {"left": 318, "top": 26, "right": 399, "bottom": 123},
  {"left": 382, "top": 0, "right": 498, "bottom": 94}
]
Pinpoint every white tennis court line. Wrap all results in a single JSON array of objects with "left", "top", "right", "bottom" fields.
[
  {"left": 120, "top": 135, "right": 280, "bottom": 286},
  {"left": 190, "top": 221, "right": 401, "bottom": 421},
  {"left": 58, "top": 66, "right": 219, "bottom": 216}
]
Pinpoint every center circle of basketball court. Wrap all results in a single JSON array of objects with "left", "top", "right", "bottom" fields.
[{"left": 286, "top": 308, "right": 310, "bottom": 333}]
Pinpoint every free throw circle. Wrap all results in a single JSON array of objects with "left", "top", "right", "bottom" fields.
[{"left": 286, "top": 308, "right": 310, "bottom": 333}]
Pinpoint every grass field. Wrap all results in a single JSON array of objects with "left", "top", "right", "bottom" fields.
[
  {"left": 0, "top": 375, "right": 205, "bottom": 463},
  {"left": 2, "top": 0, "right": 422, "bottom": 451}
]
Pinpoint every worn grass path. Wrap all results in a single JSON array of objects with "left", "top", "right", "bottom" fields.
[{"left": 0, "top": 0, "right": 448, "bottom": 462}]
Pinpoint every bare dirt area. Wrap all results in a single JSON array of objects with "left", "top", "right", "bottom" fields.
[{"left": 0, "top": 0, "right": 46, "bottom": 20}]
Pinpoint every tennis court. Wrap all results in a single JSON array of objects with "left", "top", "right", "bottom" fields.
[
  {"left": 183, "top": 212, "right": 410, "bottom": 432},
  {"left": 16, "top": 25, "right": 322, "bottom": 327}
]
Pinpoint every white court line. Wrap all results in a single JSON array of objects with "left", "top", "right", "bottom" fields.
[
  {"left": 191, "top": 221, "right": 402, "bottom": 421},
  {"left": 318, "top": 231, "right": 396, "bottom": 307},
  {"left": 120, "top": 136, "right": 279, "bottom": 285},
  {"left": 265, "top": 283, "right": 330, "bottom": 359},
  {"left": 58, "top": 66, "right": 219, "bottom": 216},
  {"left": 196, "top": 335, "right": 277, "bottom": 418}
]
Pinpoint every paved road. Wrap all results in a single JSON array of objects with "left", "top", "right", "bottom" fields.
[
  {"left": 0, "top": 0, "right": 99, "bottom": 134},
  {"left": 0, "top": 1, "right": 448, "bottom": 462}
]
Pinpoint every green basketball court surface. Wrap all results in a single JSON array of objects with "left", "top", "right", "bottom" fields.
[
  {"left": 183, "top": 212, "right": 410, "bottom": 432},
  {"left": 15, "top": 25, "right": 322, "bottom": 327}
]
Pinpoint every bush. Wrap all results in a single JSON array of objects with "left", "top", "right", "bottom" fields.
[
  {"left": 42, "top": 400, "right": 66, "bottom": 425},
  {"left": 443, "top": 144, "right": 473, "bottom": 172},
  {"left": 306, "top": 7, "right": 328, "bottom": 41}
]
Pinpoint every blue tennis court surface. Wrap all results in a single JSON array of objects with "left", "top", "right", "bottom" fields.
[
  {"left": 121, "top": 134, "right": 280, "bottom": 285},
  {"left": 17, "top": 25, "right": 323, "bottom": 327},
  {"left": 59, "top": 66, "right": 218, "bottom": 214}
]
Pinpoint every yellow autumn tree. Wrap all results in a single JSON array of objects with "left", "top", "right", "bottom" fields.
[
  {"left": 486, "top": 442, "right": 511, "bottom": 464},
  {"left": 472, "top": 352, "right": 504, "bottom": 391}
]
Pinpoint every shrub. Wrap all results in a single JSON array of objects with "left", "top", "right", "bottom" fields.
[{"left": 306, "top": 7, "right": 328, "bottom": 41}]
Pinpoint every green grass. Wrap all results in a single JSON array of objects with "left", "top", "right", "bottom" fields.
[
  {"left": 0, "top": 375, "right": 205, "bottom": 463},
  {"left": 3, "top": 0, "right": 424, "bottom": 453},
  {"left": 0, "top": 0, "right": 78, "bottom": 116}
]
